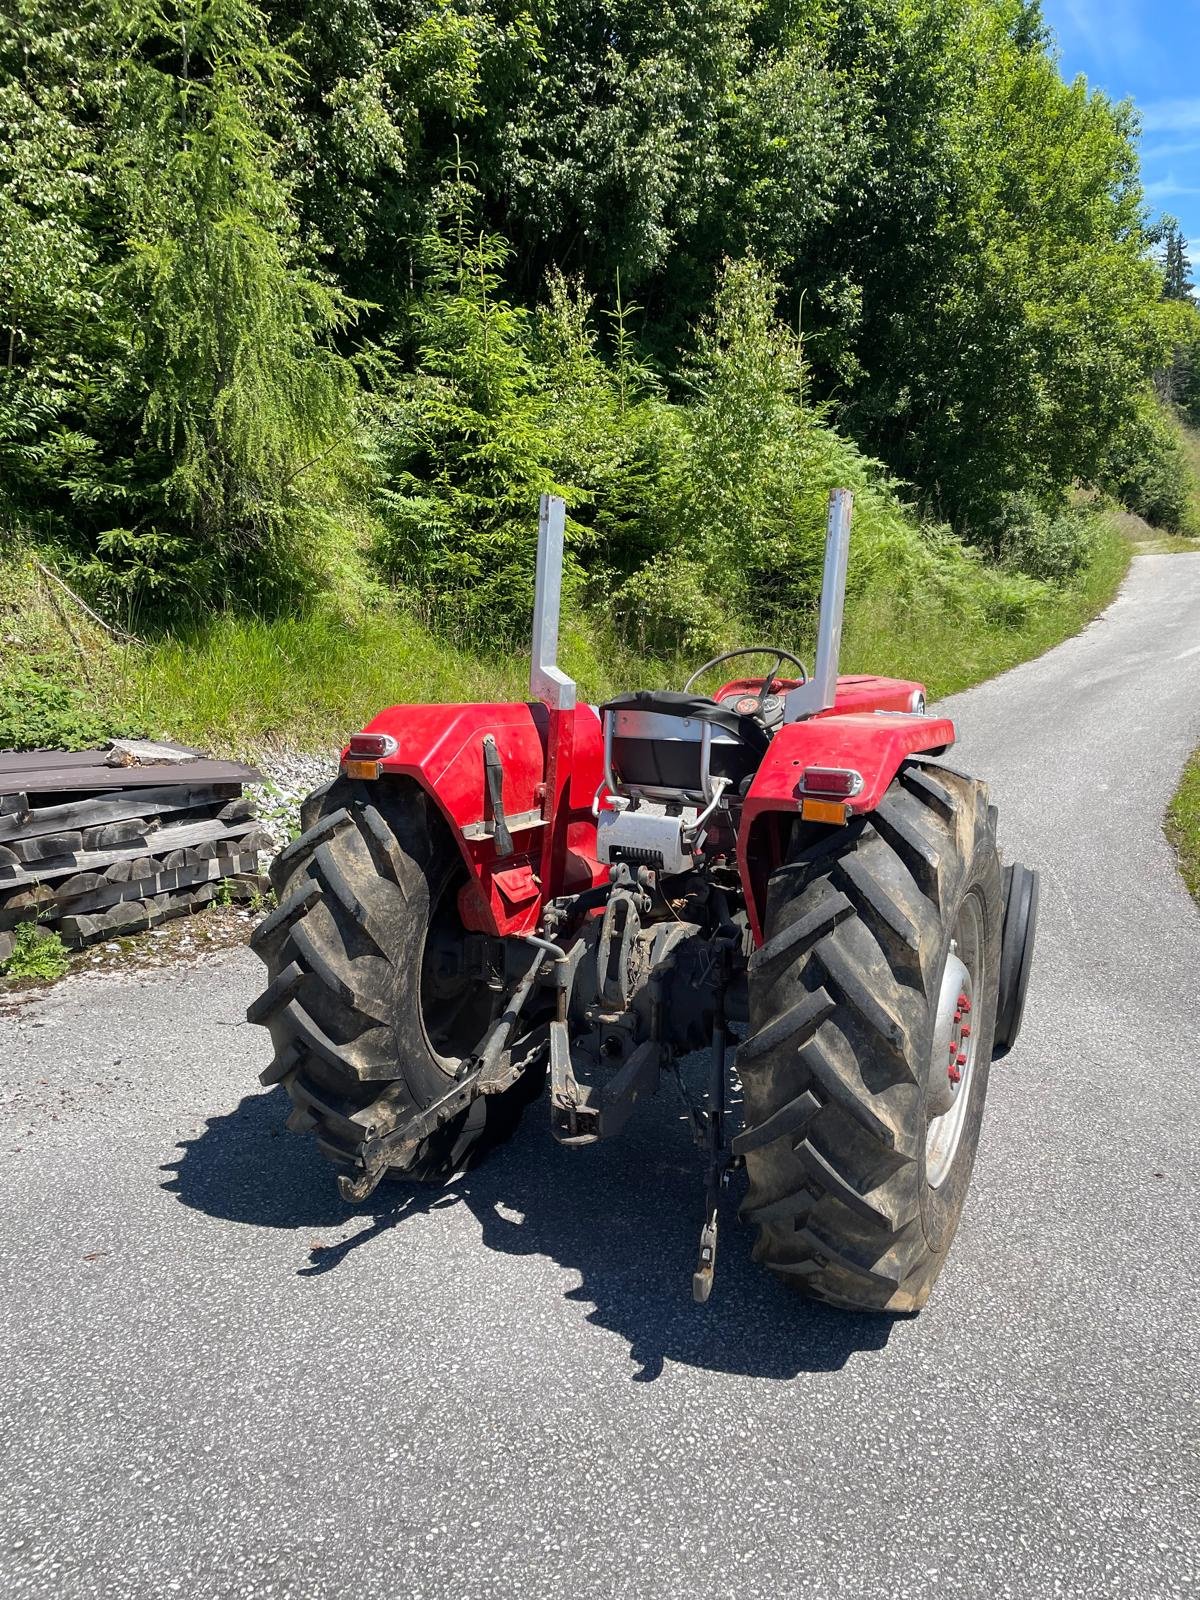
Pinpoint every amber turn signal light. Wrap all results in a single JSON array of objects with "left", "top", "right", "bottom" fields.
[
  {"left": 342, "top": 757, "right": 382, "bottom": 780},
  {"left": 800, "top": 796, "right": 850, "bottom": 825}
]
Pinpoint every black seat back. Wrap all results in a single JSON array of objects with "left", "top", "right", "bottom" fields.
[{"left": 600, "top": 691, "right": 769, "bottom": 797}]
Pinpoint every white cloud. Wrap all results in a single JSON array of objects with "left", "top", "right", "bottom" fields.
[
  {"left": 1144, "top": 176, "right": 1200, "bottom": 202},
  {"left": 1141, "top": 137, "right": 1200, "bottom": 163},
  {"left": 1053, "top": 0, "right": 1156, "bottom": 73},
  {"left": 1140, "top": 98, "right": 1200, "bottom": 134}
]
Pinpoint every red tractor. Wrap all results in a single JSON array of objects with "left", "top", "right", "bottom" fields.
[{"left": 248, "top": 491, "right": 1038, "bottom": 1312}]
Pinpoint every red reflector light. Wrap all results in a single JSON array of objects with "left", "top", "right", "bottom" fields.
[
  {"left": 800, "top": 766, "right": 864, "bottom": 799},
  {"left": 346, "top": 732, "right": 397, "bottom": 760}
]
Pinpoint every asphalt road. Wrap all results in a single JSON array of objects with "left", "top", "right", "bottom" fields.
[{"left": 3, "top": 553, "right": 1200, "bottom": 1600}]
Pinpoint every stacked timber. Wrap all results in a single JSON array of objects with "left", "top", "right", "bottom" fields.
[{"left": 0, "top": 741, "right": 271, "bottom": 964}]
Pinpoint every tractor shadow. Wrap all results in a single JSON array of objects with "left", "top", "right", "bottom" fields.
[{"left": 165, "top": 1080, "right": 895, "bottom": 1382}]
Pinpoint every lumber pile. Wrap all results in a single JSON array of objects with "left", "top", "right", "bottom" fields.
[{"left": 0, "top": 741, "right": 271, "bottom": 964}]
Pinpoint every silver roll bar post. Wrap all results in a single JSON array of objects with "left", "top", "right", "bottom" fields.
[
  {"left": 529, "top": 493, "right": 578, "bottom": 712},
  {"left": 784, "top": 488, "right": 853, "bottom": 723}
]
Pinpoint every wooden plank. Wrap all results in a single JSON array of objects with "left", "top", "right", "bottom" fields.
[
  {"left": 105, "top": 855, "right": 158, "bottom": 884},
  {"left": 0, "top": 752, "right": 261, "bottom": 796},
  {"left": 0, "top": 763, "right": 262, "bottom": 795},
  {"left": 0, "top": 783, "right": 242, "bottom": 843},
  {"left": 0, "top": 817, "right": 265, "bottom": 888},
  {"left": 0, "top": 793, "right": 28, "bottom": 819},
  {"left": 8, "top": 830, "right": 85, "bottom": 864},
  {"left": 60, "top": 875, "right": 254, "bottom": 947},
  {"left": 0, "top": 851, "right": 262, "bottom": 932},
  {"left": 0, "top": 739, "right": 201, "bottom": 776},
  {"left": 80, "top": 819, "right": 147, "bottom": 851},
  {"left": 0, "top": 885, "right": 56, "bottom": 918},
  {"left": 57, "top": 872, "right": 109, "bottom": 899},
  {"left": 0, "top": 750, "right": 120, "bottom": 775}
]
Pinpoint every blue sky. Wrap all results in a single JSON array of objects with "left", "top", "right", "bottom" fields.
[{"left": 1041, "top": 0, "right": 1200, "bottom": 283}]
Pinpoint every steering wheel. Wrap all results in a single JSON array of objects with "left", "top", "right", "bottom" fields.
[{"left": 683, "top": 646, "right": 809, "bottom": 720}]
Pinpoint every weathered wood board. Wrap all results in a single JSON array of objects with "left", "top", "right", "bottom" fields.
[
  {"left": 0, "top": 819, "right": 272, "bottom": 888},
  {"left": 0, "top": 784, "right": 242, "bottom": 844},
  {"left": 0, "top": 745, "right": 261, "bottom": 796},
  {"left": 0, "top": 740, "right": 271, "bottom": 959}
]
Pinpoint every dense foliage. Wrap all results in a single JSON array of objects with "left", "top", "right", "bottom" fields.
[{"left": 0, "top": 0, "right": 1195, "bottom": 634}]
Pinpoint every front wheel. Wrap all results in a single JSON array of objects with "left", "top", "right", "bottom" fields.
[{"left": 736, "top": 760, "right": 1003, "bottom": 1313}]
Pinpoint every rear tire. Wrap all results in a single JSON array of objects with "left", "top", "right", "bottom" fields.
[
  {"left": 248, "top": 777, "right": 540, "bottom": 1186},
  {"left": 736, "top": 760, "right": 1002, "bottom": 1313}
]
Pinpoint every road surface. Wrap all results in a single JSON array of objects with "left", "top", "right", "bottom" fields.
[{"left": 3, "top": 554, "right": 1199, "bottom": 1599}]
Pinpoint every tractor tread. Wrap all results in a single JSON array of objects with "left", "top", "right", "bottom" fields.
[
  {"left": 748, "top": 889, "right": 854, "bottom": 975},
  {"left": 834, "top": 854, "right": 920, "bottom": 954},
  {"left": 899, "top": 763, "right": 957, "bottom": 823},
  {"left": 797, "top": 1036, "right": 906, "bottom": 1153},
  {"left": 813, "top": 939, "right": 913, "bottom": 1076},
  {"left": 269, "top": 809, "right": 353, "bottom": 893},
  {"left": 793, "top": 1138, "right": 894, "bottom": 1230},
  {"left": 739, "top": 760, "right": 1001, "bottom": 1313},
  {"left": 259, "top": 1040, "right": 300, "bottom": 1087},
  {"left": 248, "top": 777, "right": 538, "bottom": 1188},
  {"left": 737, "top": 988, "right": 836, "bottom": 1065},
  {"left": 774, "top": 1228, "right": 905, "bottom": 1297},
  {"left": 248, "top": 881, "right": 319, "bottom": 960},
  {"left": 731, "top": 1089, "right": 821, "bottom": 1157},
  {"left": 246, "top": 961, "right": 305, "bottom": 1026},
  {"left": 283, "top": 920, "right": 393, "bottom": 1026},
  {"left": 870, "top": 798, "right": 943, "bottom": 908}
]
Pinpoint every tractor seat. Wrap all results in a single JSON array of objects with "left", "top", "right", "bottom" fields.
[{"left": 600, "top": 690, "right": 770, "bottom": 798}]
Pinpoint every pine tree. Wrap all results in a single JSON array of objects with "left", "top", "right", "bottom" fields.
[
  {"left": 104, "top": 0, "right": 362, "bottom": 610},
  {"left": 1161, "top": 219, "right": 1196, "bottom": 302}
]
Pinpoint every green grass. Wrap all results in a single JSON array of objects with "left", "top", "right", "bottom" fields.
[
  {"left": 0, "top": 509, "right": 1136, "bottom": 757},
  {"left": 111, "top": 607, "right": 690, "bottom": 754},
  {"left": 2, "top": 923, "right": 71, "bottom": 982},
  {"left": 1167, "top": 751, "right": 1200, "bottom": 906},
  {"left": 840, "top": 518, "right": 1131, "bottom": 697},
  {"left": 102, "top": 519, "right": 1132, "bottom": 753}
]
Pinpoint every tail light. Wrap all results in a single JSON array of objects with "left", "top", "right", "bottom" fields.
[
  {"left": 346, "top": 733, "right": 397, "bottom": 760},
  {"left": 343, "top": 731, "right": 397, "bottom": 779},
  {"left": 797, "top": 766, "right": 862, "bottom": 826},
  {"left": 799, "top": 766, "right": 863, "bottom": 798}
]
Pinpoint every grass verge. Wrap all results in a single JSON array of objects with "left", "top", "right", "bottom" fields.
[
  {"left": 110, "top": 519, "right": 1131, "bottom": 752},
  {"left": 841, "top": 518, "right": 1131, "bottom": 697},
  {"left": 1167, "top": 751, "right": 1200, "bottom": 907},
  {"left": 0, "top": 514, "right": 1136, "bottom": 756}
]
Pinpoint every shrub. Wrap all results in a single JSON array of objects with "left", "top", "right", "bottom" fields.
[
  {"left": 2, "top": 922, "right": 70, "bottom": 982},
  {"left": 611, "top": 554, "right": 728, "bottom": 657},
  {"left": 0, "top": 667, "right": 124, "bottom": 752},
  {"left": 1100, "top": 392, "right": 1197, "bottom": 536},
  {"left": 990, "top": 492, "right": 1097, "bottom": 583}
]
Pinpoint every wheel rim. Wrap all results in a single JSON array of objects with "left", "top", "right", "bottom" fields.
[
  {"left": 418, "top": 874, "right": 496, "bottom": 1075},
  {"left": 925, "top": 895, "right": 985, "bottom": 1189}
]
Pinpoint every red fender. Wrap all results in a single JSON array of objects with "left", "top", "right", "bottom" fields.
[
  {"left": 344, "top": 679, "right": 950, "bottom": 946},
  {"left": 736, "top": 709, "right": 956, "bottom": 945},
  {"left": 349, "top": 702, "right": 606, "bottom": 936}
]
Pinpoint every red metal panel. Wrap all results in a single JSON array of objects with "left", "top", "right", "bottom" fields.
[
  {"left": 715, "top": 672, "right": 924, "bottom": 716},
  {"left": 736, "top": 709, "right": 956, "bottom": 944},
  {"left": 821, "top": 674, "right": 926, "bottom": 716},
  {"left": 350, "top": 701, "right": 605, "bottom": 935}
]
